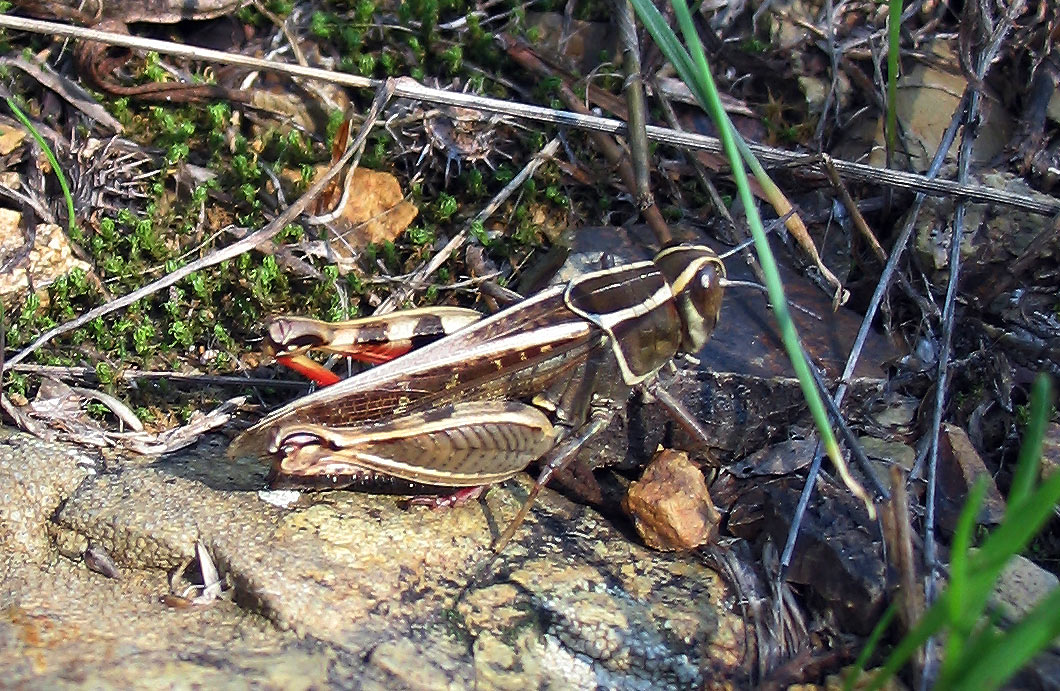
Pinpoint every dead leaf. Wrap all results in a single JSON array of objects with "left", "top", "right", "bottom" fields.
[
  {"left": 523, "top": 12, "right": 617, "bottom": 74},
  {"left": 29, "top": 378, "right": 86, "bottom": 418},
  {"left": 310, "top": 118, "right": 352, "bottom": 216},
  {"left": 0, "top": 124, "right": 26, "bottom": 155},
  {"left": 115, "top": 396, "right": 245, "bottom": 454},
  {"left": 332, "top": 168, "right": 419, "bottom": 253}
]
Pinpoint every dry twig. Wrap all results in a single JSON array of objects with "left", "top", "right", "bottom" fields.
[
  {"left": 0, "top": 15, "right": 1054, "bottom": 215},
  {"left": 2, "top": 79, "right": 397, "bottom": 371},
  {"left": 375, "top": 137, "right": 561, "bottom": 312}
]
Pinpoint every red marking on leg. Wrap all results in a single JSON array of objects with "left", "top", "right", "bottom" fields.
[
  {"left": 276, "top": 355, "right": 342, "bottom": 387},
  {"left": 407, "top": 485, "right": 488, "bottom": 509},
  {"left": 277, "top": 342, "right": 414, "bottom": 385},
  {"left": 335, "top": 342, "right": 413, "bottom": 364}
]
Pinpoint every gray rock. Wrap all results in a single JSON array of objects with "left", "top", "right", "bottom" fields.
[
  {"left": 0, "top": 429, "right": 749, "bottom": 688},
  {"left": 0, "top": 427, "right": 94, "bottom": 568}
]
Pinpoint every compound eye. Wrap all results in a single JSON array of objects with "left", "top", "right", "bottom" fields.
[
  {"left": 652, "top": 244, "right": 726, "bottom": 352},
  {"left": 690, "top": 263, "right": 724, "bottom": 330}
]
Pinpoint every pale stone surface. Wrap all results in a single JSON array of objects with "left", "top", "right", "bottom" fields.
[
  {"left": 0, "top": 212, "right": 93, "bottom": 298},
  {"left": 994, "top": 553, "right": 1060, "bottom": 652},
  {"left": 0, "top": 428, "right": 748, "bottom": 688}
]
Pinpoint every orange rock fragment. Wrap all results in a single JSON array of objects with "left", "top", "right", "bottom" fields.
[{"left": 622, "top": 449, "right": 720, "bottom": 551}]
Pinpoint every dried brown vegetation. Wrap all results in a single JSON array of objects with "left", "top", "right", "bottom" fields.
[{"left": 0, "top": 0, "right": 1058, "bottom": 686}]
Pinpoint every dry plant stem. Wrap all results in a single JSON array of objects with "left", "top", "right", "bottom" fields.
[
  {"left": 503, "top": 37, "right": 672, "bottom": 243},
  {"left": 651, "top": 83, "right": 772, "bottom": 288},
  {"left": 778, "top": 197, "right": 947, "bottom": 578},
  {"left": 253, "top": 0, "right": 308, "bottom": 68},
  {"left": 0, "top": 394, "right": 47, "bottom": 436},
  {"left": 818, "top": 154, "right": 886, "bottom": 262},
  {"left": 881, "top": 472, "right": 924, "bottom": 682},
  {"left": 0, "top": 15, "right": 1050, "bottom": 214},
  {"left": 9, "top": 364, "right": 310, "bottom": 390},
  {"left": 746, "top": 154, "right": 846, "bottom": 306},
  {"left": 70, "top": 386, "right": 144, "bottom": 431},
  {"left": 0, "top": 55, "right": 122, "bottom": 132},
  {"left": 922, "top": 8, "right": 1021, "bottom": 686},
  {"left": 812, "top": 0, "right": 846, "bottom": 146},
  {"left": 815, "top": 153, "right": 931, "bottom": 313},
  {"left": 885, "top": 464, "right": 925, "bottom": 678},
  {"left": 779, "top": 91, "right": 973, "bottom": 577},
  {"left": 2, "top": 79, "right": 396, "bottom": 372},
  {"left": 701, "top": 546, "right": 771, "bottom": 682},
  {"left": 652, "top": 84, "right": 730, "bottom": 225},
  {"left": 778, "top": 0, "right": 1018, "bottom": 680},
  {"left": 106, "top": 396, "right": 244, "bottom": 455},
  {"left": 374, "top": 137, "right": 561, "bottom": 313},
  {"left": 615, "top": 0, "right": 654, "bottom": 211},
  {"left": 803, "top": 348, "right": 889, "bottom": 499},
  {"left": 307, "top": 98, "right": 395, "bottom": 225}
]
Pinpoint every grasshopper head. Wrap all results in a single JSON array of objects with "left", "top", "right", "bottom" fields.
[
  {"left": 263, "top": 316, "right": 329, "bottom": 358},
  {"left": 654, "top": 244, "right": 725, "bottom": 354}
]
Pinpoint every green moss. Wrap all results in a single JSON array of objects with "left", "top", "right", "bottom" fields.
[
  {"left": 741, "top": 37, "right": 769, "bottom": 53},
  {"left": 493, "top": 165, "right": 515, "bottom": 184},
  {"left": 95, "top": 362, "right": 116, "bottom": 386},
  {"left": 379, "top": 51, "right": 398, "bottom": 75},
  {"left": 266, "top": 0, "right": 293, "bottom": 15},
  {"left": 470, "top": 219, "right": 490, "bottom": 246},
  {"left": 441, "top": 45, "right": 463, "bottom": 74},
  {"left": 545, "top": 184, "right": 570, "bottom": 208},
  {"left": 434, "top": 193, "right": 459, "bottom": 221},
  {"left": 310, "top": 11, "right": 334, "bottom": 39},
  {"left": 132, "top": 322, "right": 157, "bottom": 355},
  {"left": 0, "top": 10, "right": 567, "bottom": 416},
  {"left": 141, "top": 52, "right": 167, "bottom": 84},
  {"left": 463, "top": 168, "right": 485, "bottom": 197},
  {"left": 407, "top": 225, "right": 435, "bottom": 245},
  {"left": 5, "top": 372, "right": 28, "bottom": 397},
  {"left": 235, "top": 4, "right": 266, "bottom": 26}
]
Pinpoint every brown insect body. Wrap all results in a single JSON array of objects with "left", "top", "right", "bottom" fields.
[{"left": 228, "top": 244, "right": 725, "bottom": 501}]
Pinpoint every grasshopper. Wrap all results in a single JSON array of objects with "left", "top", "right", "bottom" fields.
[{"left": 228, "top": 244, "right": 725, "bottom": 548}]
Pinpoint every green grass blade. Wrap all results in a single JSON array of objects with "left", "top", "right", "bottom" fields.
[
  {"left": 659, "top": 0, "right": 874, "bottom": 511},
  {"left": 5, "top": 96, "right": 78, "bottom": 236},
  {"left": 866, "top": 599, "right": 949, "bottom": 690},
  {"left": 886, "top": 0, "right": 903, "bottom": 154},
  {"left": 844, "top": 601, "right": 897, "bottom": 691},
  {"left": 936, "top": 622, "right": 1001, "bottom": 691},
  {"left": 972, "top": 377, "right": 1057, "bottom": 578},
  {"left": 1009, "top": 374, "right": 1055, "bottom": 514},
  {"left": 940, "top": 477, "right": 988, "bottom": 679},
  {"left": 866, "top": 376, "right": 1054, "bottom": 686},
  {"left": 629, "top": 0, "right": 699, "bottom": 84},
  {"left": 969, "top": 463, "right": 1060, "bottom": 593},
  {"left": 954, "top": 587, "right": 1060, "bottom": 691}
]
